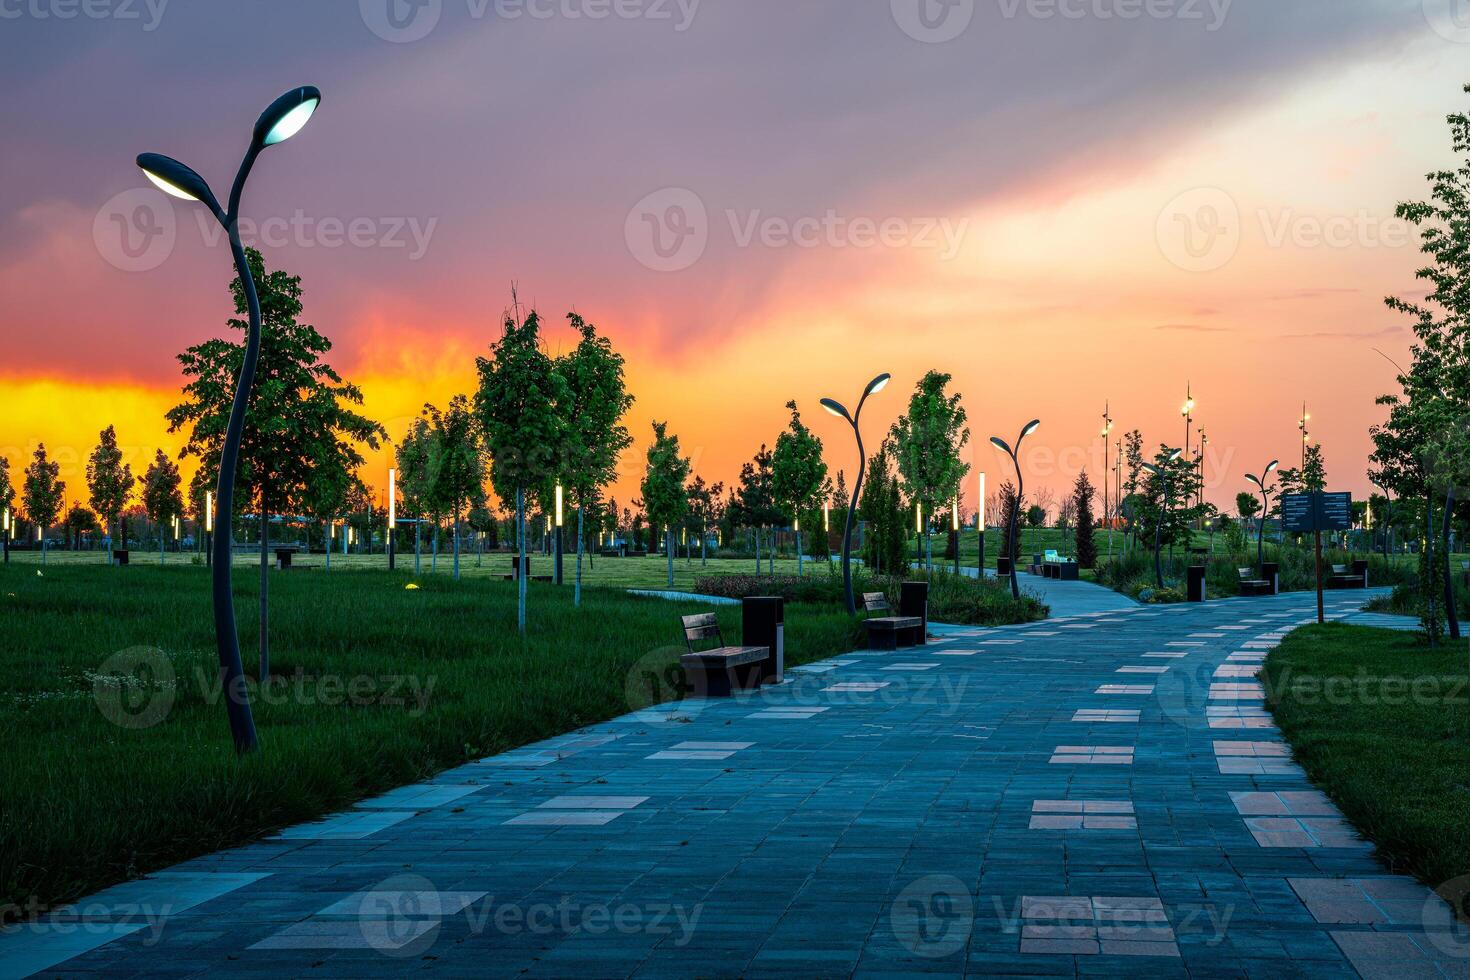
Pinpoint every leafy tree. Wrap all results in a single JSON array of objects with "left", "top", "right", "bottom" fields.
[
  {"left": 87, "top": 426, "right": 135, "bottom": 559},
  {"left": 890, "top": 371, "right": 970, "bottom": 570},
  {"left": 1122, "top": 429, "right": 1145, "bottom": 546},
  {"left": 734, "top": 444, "right": 780, "bottom": 573},
  {"left": 858, "top": 439, "right": 907, "bottom": 576},
  {"left": 1236, "top": 492, "right": 1261, "bottom": 521},
  {"left": 142, "top": 449, "right": 185, "bottom": 563},
  {"left": 1073, "top": 471, "right": 1097, "bottom": 569},
  {"left": 771, "top": 400, "right": 829, "bottom": 577},
  {"left": 166, "top": 248, "right": 386, "bottom": 676},
  {"left": 1278, "top": 444, "right": 1329, "bottom": 499},
  {"left": 65, "top": 504, "right": 100, "bottom": 550},
  {"left": 475, "top": 304, "right": 567, "bottom": 633},
  {"left": 557, "top": 313, "right": 634, "bottom": 605},
  {"left": 22, "top": 445, "right": 64, "bottom": 562},
  {"left": 395, "top": 417, "right": 433, "bottom": 574},
  {"left": 997, "top": 480, "right": 1021, "bottom": 568},
  {"left": 421, "top": 395, "right": 486, "bottom": 581},
  {"left": 686, "top": 476, "right": 724, "bottom": 566},
  {"left": 640, "top": 422, "right": 691, "bottom": 588}
]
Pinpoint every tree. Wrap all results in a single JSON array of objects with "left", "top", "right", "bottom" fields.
[
  {"left": 65, "top": 504, "right": 100, "bottom": 550},
  {"left": 395, "top": 417, "right": 433, "bottom": 574},
  {"left": 890, "top": 371, "right": 970, "bottom": 570},
  {"left": 475, "top": 303, "right": 567, "bottom": 634},
  {"left": 557, "top": 313, "right": 634, "bottom": 606},
  {"left": 640, "top": 422, "right": 691, "bottom": 588},
  {"left": 1138, "top": 446, "right": 1203, "bottom": 587},
  {"left": 687, "top": 476, "right": 724, "bottom": 567},
  {"left": 142, "top": 449, "right": 185, "bottom": 563},
  {"left": 734, "top": 445, "right": 780, "bottom": 574},
  {"left": 0, "top": 455, "right": 14, "bottom": 560},
  {"left": 1073, "top": 471, "right": 1097, "bottom": 569},
  {"left": 22, "top": 445, "right": 64, "bottom": 563},
  {"left": 87, "top": 426, "right": 136, "bottom": 560},
  {"left": 858, "top": 439, "right": 907, "bottom": 576},
  {"left": 1236, "top": 492, "right": 1261, "bottom": 522},
  {"left": 1122, "top": 429, "right": 1145, "bottom": 547},
  {"left": 167, "top": 248, "right": 385, "bottom": 677},
  {"left": 997, "top": 480, "right": 1021, "bottom": 570},
  {"left": 771, "top": 401, "right": 829, "bottom": 577},
  {"left": 423, "top": 395, "right": 486, "bottom": 581}
]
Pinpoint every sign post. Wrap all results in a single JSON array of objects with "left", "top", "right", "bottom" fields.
[{"left": 1281, "top": 492, "right": 1353, "bottom": 625}]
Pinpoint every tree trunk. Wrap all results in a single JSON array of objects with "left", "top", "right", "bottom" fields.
[
  {"left": 575, "top": 506, "right": 584, "bottom": 607},
  {"left": 1426, "top": 492, "right": 1440, "bottom": 648},
  {"left": 666, "top": 528, "right": 675, "bottom": 588},
  {"left": 797, "top": 529, "right": 804, "bottom": 577},
  {"left": 432, "top": 521, "right": 439, "bottom": 573},
  {"left": 414, "top": 520, "right": 421, "bottom": 574},
  {"left": 517, "top": 488, "right": 527, "bottom": 635},
  {"left": 1444, "top": 486, "right": 1459, "bottom": 641},
  {"left": 754, "top": 528, "right": 760, "bottom": 572},
  {"left": 259, "top": 506, "right": 270, "bottom": 681},
  {"left": 453, "top": 504, "right": 461, "bottom": 581},
  {"left": 325, "top": 521, "right": 331, "bottom": 571}
]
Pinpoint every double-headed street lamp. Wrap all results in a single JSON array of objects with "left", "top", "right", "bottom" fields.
[
  {"left": 822, "top": 373, "right": 891, "bottom": 615},
  {"left": 1141, "top": 448, "right": 1183, "bottom": 590},
  {"left": 1244, "top": 460, "right": 1279, "bottom": 573},
  {"left": 990, "top": 419, "right": 1040, "bottom": 600},
  {"left": 136, "top": 85, "right": 322, "bottom": 755},
  {"left": 1100, "top": 403, "right": 1114, "bottom": 552}
]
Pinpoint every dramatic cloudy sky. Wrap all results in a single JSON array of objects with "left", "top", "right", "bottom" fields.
[{"left": 2, "top": 0, "right": 1467, "bottom": 512}]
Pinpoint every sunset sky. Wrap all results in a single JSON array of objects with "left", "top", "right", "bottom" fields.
[{"left": 2, "top": 0, "right": 1467, "bottom": 517}]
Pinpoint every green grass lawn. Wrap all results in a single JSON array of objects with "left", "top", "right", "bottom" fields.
[
  {"left": 1265, "top": 624, "right": 1470, "bottom": 888},
  {"left": 0, "top": 562, "right": 861, "bottom": 917}
]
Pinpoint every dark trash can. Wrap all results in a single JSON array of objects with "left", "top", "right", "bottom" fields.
[
  {"left": 900, "top": 581, "right": 929, "bottom": 645},
  {"left": 1262, "top": 562, "right": 1280, "bottom": 596},
  {"left": 1187, "top": 565, "right": 1207, "bottom": 603},
  {"left": 742, "top": 596, "right": 785, "bottom": 685},
  {"left": 113, "top": 549, "right": 130, "bottom": 566}
]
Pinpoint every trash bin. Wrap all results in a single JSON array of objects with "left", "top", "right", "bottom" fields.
[
  {"left": 743, "top": 596, "right": 784, "bottom": 685},
  {"left": 996, "top": 556, "right": 1012, "bottom": 576},
  {"left": 113, "top": 549, "right": 130, "bottom": 566},
  {"left": 1262, "top": 562, "right": 1280, "bottom": 596},
  {"left": 900, "top": 581, "right": 929, "bottom": 645},
  {"left": 1187, "top": 565, "right": 1207, "bottom": 603}
]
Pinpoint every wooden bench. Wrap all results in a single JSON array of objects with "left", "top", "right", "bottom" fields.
[
  {"left": 1238, "top": 567, "right": 1273, "bottom": 597},
  {"left": 861, "top": 592, "right": 924, "bottom": 650},
  {"left": 1327, "top": 561, "right": 1368, "bottom": 590},
  {"left": 679, "top": 613, "right": 767, "bottom": 697},
  {"left": 501, "top": 556, "right": 553, "bottom": 583}
]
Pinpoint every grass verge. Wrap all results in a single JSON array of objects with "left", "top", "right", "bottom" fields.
[
  {"left": 1264, "top": 624, "right": 1470, "bottom": 887},
  {"left": 0, "top": 563, "right": 861, "bottom": 917}
]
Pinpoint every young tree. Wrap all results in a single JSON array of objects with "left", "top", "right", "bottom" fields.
[
  {"left": 686, "top": 476, "right": 724, "bottom": 567},
  {"left": 167, "top": 248, "right": 385, "bottom": 676},
  {"left": 424, "top": 395, "right": 486, "bottom": 581},
  {"left": 890, "top": 371, "right": 970, "bottom": 570},
  {"left": 65, "top": 504, "right": 100, "bottom": 551},
  {"left": 640, "top": 422, "right": 691, "bottom": 588},
  {"left": 22, "top": 445, "right": 64, "bottom": 564},
  {"left": 858, "top": 439, "right": 907, "bottom": 576},
  {"left": 1122, "top": 429, "right": 1145, "bottom": 547},
  {"left": 395, "top": 417, "right": 433, "bottom": 574},
  {"left": 997, "top": 480, "right": 1021, "bottom": 570},
  {"left": 735, "top": 445, "right": 780, "bottom": 574},
  {"left": 557, "top": 313, "right": 634, "bottom": 606},
  {"left": 1073, "top": 471, "right": 1097, "bottom": 569},
  {"left": 141, "top": 449, "right": 185, "bottom": 564},
  {"left": 87, "top": 426, "right": 135, "bottom": 560},
  {"left": 771, "top": 401, "right": 829, "bottom": 577},
  {"left": 475, "top": 304, "right": 567, "bottom": 634}
]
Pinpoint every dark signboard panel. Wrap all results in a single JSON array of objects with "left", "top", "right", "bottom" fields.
[
  {"left": 1281, "top": 494, "right": 1316, "bottom": 533},
  {"left": 1319, "top": 492, "right": 1353, "bottom": 532},
  {"left": 1280, "top": 492, "right": 1353, "bottom": 533}
]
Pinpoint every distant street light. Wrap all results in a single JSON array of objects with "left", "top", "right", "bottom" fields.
[
  {"left": 388, "top": 468, "right": 397, "bottom": 572},
  {"left": 136, "top": 84, "right": 321, "bottom": 755},
  {"left": 3, "top": 506, "right": 9, "bottom": 564},
  {"left": 554, "top": 482, "right": 564, "bottom": 585},
  {"left": 822, "top": 372, "right": 891, "bottom": 615},
  {"left": 990, "top": 419, "right": 1041, "bottom": 600},
  {"left": 1299, "top": 402, "right": 1311, "bottom": 472},
  {"left": 1181, "top": 383, "right": 1196, "bottom": 468},
  {"left": 1101, "top": 402, "right": 1114, "bottom": 555},
  {"left": 1141, "top": 447, "right": 1184, "bottom": 589},
  {"left": 1245, "top": 460, "right": 1280, "bottom": 573},
  {"left": 977, "top": 471, "right": 987, "bottom": 577}
]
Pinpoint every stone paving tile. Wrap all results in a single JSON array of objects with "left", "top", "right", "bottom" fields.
[{"left": 11, "top": 584, "right": 1458, "bottom": 979}]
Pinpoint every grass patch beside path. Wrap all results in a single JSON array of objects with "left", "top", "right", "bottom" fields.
[
  {"left": 0, "top": 563, "right": 861, "bottom": 917},
  {"left": 1265, "top": 624, "right": 1470, "bottom": 887}
]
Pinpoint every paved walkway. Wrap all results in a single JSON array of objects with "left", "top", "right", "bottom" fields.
[
  {"left": 926, "top": 564, "right": 1140, "bottom": 618},
  {"left": 5, "top": 589, "right": 1462, "bottom": 978}
]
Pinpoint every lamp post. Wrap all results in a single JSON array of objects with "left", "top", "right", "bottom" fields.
[
  {"left": 1141, "top": 448, "right": 1183, "bottom": 590},
  {"left": 821, "top": 372, "right": 891, "bottom": 615},
  {"left": 990, "top": 419, "right": 1041, "bottom": 600},
  {"left": 2, "top": 507, "right": 9, "bottom": 564},
  {"left": 1244, "top": 460, "right": 1279, "bottom": 574},
  {"left": 388, "top": 468, "right": 397, "bottom": 572},
  {"left": 1114, "top": 439, "right": 1124, "bottom": 558},
  {"left": 554, "top": 482, "right": 564, "bottom": 585},
  {"left": 136, "top": 84, "right": 321, "bottom": 755},
  {"left": 1299, "top": 403, "right": 1310, "bottom": 473},
  {"left": 1101, "top": 404, "right": 1114, "bottom": 556},
  {"left": 977, "top": 470, "right": 986, "bottom": 578},
  {"left": 1181, "top": 383, "right": 1195, "bottom": 471},
  {"left": 951, "top": 494, "right": 960, "bottom": 576}
]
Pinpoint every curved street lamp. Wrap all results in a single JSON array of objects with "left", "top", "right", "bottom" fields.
[
  {"left": 136, "top": 85, "right": 321, "bottom": 755},
  {"left": 1141, "top": 447, "right": 1184, "bottom": 590},
  {"left": 822, "top": 373, "right": 891, "bottom": 615},
  {"left": 990, "top": 419, "right": 1040, "bottom": 600},
  {"left": 1244, "top": 460, "right": 1279, "bottom": 573}
]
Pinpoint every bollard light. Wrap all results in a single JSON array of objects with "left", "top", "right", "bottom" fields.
[
  {"left": 3, "top": 508, "right": 9, "bottom": 533},
  {"left": 205, "top": 492, "right": 214, "bottom": 533},
  {"left": 555, "top": 483, "right": 563, "bottom": 528},
  {"left": 952, "top": 496, "right": 960, "bottom": 532},
  {"left": 823, "top": 502, "right": 830, "bottom": 533},
  {"left": 916, "top": 503, "right": 923, "bottom": 535},
  {"left": 388, "top": 469, "right": 396, "bottom": 529}
]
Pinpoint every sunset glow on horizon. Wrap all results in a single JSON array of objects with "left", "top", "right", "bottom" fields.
[{"left": 3, "top": 1, "right": 1466, "bottom": 516}]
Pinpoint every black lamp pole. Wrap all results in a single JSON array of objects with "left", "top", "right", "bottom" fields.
[
  {"left": 990, "top": 420, "right": 1041, "bottom": 600},
  {"left": 822, "top": 373, "right": 891, "bottom": 615},
  {"left": 1245, "top": 460, "right": 1279, "bottom": 574},
  {"left": 136, "top": 85, "right": 321, "bottom": 755}
]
